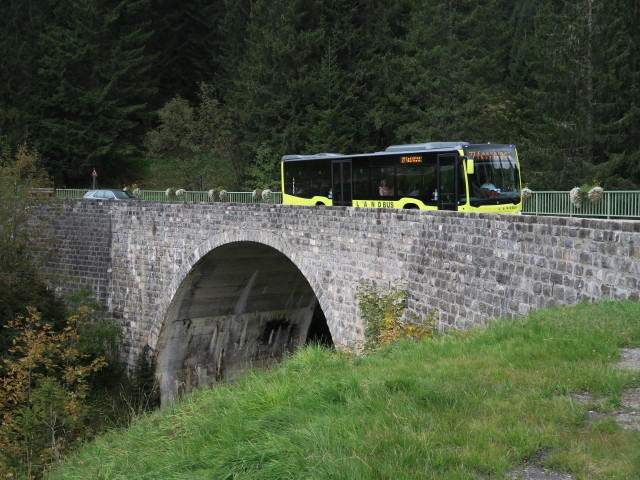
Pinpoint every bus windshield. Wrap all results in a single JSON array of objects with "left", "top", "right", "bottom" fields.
[{"left": 465, "top": 145, "right": 520, "bottom": 205}]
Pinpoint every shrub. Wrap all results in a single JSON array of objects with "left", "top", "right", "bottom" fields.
[
  {"left": 356, "top": 282, "right": 435, "bottom": 351},
  {"left": 0, "top": 307, "right": 107, "bottom": 478}
]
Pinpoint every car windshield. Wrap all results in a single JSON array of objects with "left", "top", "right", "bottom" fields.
[{"left": 113, "top": 190, "right": 135, "bottom": 199}]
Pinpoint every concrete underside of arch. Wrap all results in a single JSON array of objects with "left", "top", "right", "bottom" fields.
[{"left": 155, "top": 241, "right": 332, "bottom": 404}]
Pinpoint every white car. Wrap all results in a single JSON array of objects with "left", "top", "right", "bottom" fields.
[{"left": 82, "top": 189, "right": 138, "bottom": 200}]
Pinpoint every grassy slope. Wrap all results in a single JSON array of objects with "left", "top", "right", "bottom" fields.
[{"left": 49, "top": 301, "right": 640, "bottom": 480}]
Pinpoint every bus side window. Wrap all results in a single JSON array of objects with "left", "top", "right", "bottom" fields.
[
  {"left": 397, "top": 166, "right": 423, "bottom": 197},
  {"left": 283, "top": 170, "right": 294, "bottom": 195},
  {"left": 423, "top": 164, "right": 437, "bottom": 205},
  {"left": 373, "top": 167, "right": 393, "bottom": 197},
  {"left": 353, "top": 166, "right": 370, "bottom": 199},
  {"left": 293, "top": 162, "right": 320, "bottom": 198}
]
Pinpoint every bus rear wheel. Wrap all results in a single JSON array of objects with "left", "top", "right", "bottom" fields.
[{"left": 403, "top": 204, "right": 419, "bottom": 209}]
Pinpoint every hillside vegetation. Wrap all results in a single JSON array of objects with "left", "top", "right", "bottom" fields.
[
  {"left": 49, "top": 301, "right": 640, "bottom": 479},
  {"left": 2, "top": 1, "right": 639, "bottom": 191}
]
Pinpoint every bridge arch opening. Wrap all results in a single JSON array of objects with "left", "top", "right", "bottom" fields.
[{"left": 155, "top": 241, "right": 332, "bottom": 404}]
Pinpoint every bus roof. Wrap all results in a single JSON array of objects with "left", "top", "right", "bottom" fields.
[
  {"left": 384, "top": 141, "right": 468, "bottom": 152},
  {"left": 281, "top": 142, "right": 514, "bottom": 162}
]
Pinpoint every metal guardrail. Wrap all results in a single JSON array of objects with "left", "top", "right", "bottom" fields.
[
  {"left": 55, "top": 189, "right": 640, "bottom": 218},
  {"left": 55, "top": 189, "right": 282, "bottom": 204},
  {"left": 55, "top": 189, "right": 87, "bottom": 199},
  {"left": 522, "top": 191, "right": 640, "bottom": 219}
]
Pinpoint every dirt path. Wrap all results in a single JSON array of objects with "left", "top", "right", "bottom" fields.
[{"left": 505, "top": 347, "right": 640, "bottom": 480}]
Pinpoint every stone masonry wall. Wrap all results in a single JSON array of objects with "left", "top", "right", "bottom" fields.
[
  {"left": 37, "top": 200, "right": 640, "bottom": 372},
  {"left": 35, "top": 200, "right": 112, "bottom": 305}
]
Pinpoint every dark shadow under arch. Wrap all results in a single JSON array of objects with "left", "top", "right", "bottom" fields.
[
  {"left": 305, "top": 302, "right": 333, "bottom": 347},
  {"left": 155, "top": 241, "right": 332, "bottom": 404}
]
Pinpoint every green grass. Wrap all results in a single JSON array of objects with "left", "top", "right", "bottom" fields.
[{"left": 48, "top": 301, "right": 640, "bottom": 479}]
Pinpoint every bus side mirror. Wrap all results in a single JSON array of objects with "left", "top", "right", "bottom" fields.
[{"left": 466, "top": 158, "right": 475, "bottom": 175}]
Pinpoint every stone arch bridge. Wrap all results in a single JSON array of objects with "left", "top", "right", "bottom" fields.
[{"left": 37, "top": 200, "right": 639, "bottom": 403}]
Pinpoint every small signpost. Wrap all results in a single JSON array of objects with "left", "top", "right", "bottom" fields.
[{"left": 91, "top": 168, "right": 98, "bottom": 189}]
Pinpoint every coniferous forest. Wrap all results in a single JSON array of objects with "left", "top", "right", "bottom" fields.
[{"left": 1, "top": 0, "right": 638, "bottom": 191}]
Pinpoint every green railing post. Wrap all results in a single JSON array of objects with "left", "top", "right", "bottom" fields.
[{"left": 522, "top": 191, "right": 639, "bottom": 219}]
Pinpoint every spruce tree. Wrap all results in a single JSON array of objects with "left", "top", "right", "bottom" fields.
[
  {"left": 507, "top": 0, "right": 640, "bottom": 190},
  {"left": 222, "top": 0, "right": 366, "bottom": 186},
  {"left": 590, "top": 0, "right": 640, "bottom": 188},
  {"left": 32, "top": 0, "right": 156, "bottom": 187},
  {"left": 396, "top": 0, "right": 513, "bottom": 144},
  {"left": 148, "top": 0, "right": 225, "bottom": 104},
  {"left": 348, "top": 0, "right": 416, "bottom": 149},
  {"left": 0, "top": 0, "right": 55, "bottom": 146}
]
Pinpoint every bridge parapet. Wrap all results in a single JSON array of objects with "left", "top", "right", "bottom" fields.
[{"left": 35, "top": 200, "right": 640, "bottom": 401}]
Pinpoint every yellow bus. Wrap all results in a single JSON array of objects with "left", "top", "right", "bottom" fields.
[{"left": 281, "top": 142, "right": 522, "bottom": 213}]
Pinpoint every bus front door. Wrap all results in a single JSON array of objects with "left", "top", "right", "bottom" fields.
[
  {"left": 331, "top": 159, "right": 352, "bottom": 206},
  {"left": 437, "top": 154, "right": 459, "bottom": 210}
]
